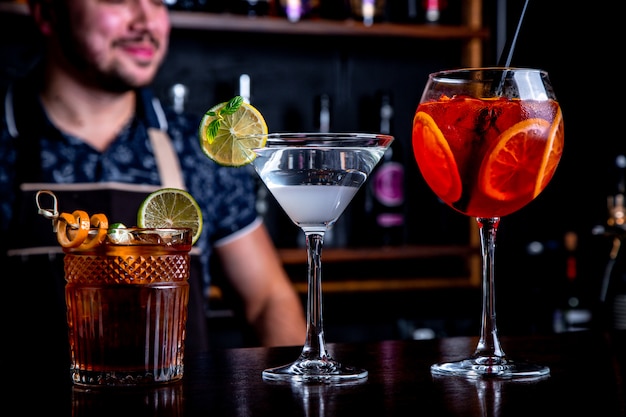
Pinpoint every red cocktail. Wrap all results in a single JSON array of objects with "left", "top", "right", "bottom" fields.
[{"left": 412, "top": 68, "right": 564, "bottom": 379}]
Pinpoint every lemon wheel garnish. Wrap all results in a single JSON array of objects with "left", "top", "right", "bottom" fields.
[
  {"left": 137, "top": 188, "right": 203, "bottom": 245},
  {"left": 198, "top": 95, "right": 268, "bottom": 167},
  {"left": 56, "top": 210, "right": 90, "bottom": 248}
]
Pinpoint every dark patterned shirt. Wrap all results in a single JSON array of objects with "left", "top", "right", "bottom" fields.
[{"left": 0, "top": 76, "right": 259, "bottom": 292}]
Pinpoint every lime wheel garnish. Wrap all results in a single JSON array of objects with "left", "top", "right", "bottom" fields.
[{"left": 137, "top": 188, "right": 203, "bottom": 245}]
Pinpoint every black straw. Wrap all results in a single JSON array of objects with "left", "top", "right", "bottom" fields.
[{"left": 497, "top": 0, "right": 530, "bottom": 67}]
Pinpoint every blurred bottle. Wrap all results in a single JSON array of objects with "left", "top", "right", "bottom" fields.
[
  {"left": 237, "top": 74, "right": 265, "bottom": 218},
  {"left": 420, "top": 0, "right": 460, "bottom": 24},
  {"left": 240, "top": 74, "right": 267, "bottom": 219},
  {"left": 315, "top": 93, "right": 331, "bottom": 133},
  {"left": 552, "top": 231, "right": 593, "bottom": 333},
  {"left": 165, "top": 0, "right": 222, "bottom": 12},
  {"left": 422, "top": 0, "right": 443, "bottom": 23},
  {"left": 607, "top": 154, "right": 625, "bottom": 230},
  {"left": 230, "top": 0, "right": 272, "bottom": 17},
  {"left": 597, "top": 154, "right": 626, "bottom": 330},
  {"left": 365, "top": 92, "right": 406, "bottom": 246},
  {"left": 169, "top": 83, "right": 189, "bottom": 115},
  {"left": 279, "top": 0, "right": 320, "bottom": 22},
  {"left": 350, "top": 0, "right": 385, "bottom": 26},
  {"left": 306, "top": 94, "right": 350, "bottom": 248},
  {"left": 386, "top": 0, "right": 420, "bottom": 23},
  {"left": 600, "top": 235, "right": 626, "bottom": 331},
  {"left": 239, "top": 73, "right": 251, "bottom": 104},
  {"left": 201, "top": 0, "right": 229, "bottom": 13},
  {"left": 318, "top": 0, "right": 351, "bottom": 20},
  {"left": 163, "top": 0, "right": 191, "bottom": 10}
]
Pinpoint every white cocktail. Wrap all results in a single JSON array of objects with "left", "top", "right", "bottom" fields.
[
  {"left": 253, "top": 133, "right": 393, "bottom": 383},
  {"left": 268, "top": 185, "right": 358, "bottom": 226}
]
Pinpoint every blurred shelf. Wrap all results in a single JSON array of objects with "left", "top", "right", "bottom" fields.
[
  {"left": 279, "top": 244, "right": 481, "bottom": 294},
  {"left": 292, "top": 276, "right": 477, "bottom": 294},
  {"left": 0, "top": 2, "right": 24, "bottom": 14},
  {"left": 278, "top": 244, "right": 475, "bottom": 264},
  {"left": 0, "top": 3, "right": 488, "bottom": 41},
  {"left": 170, "top": 12, "right": 489, "bottom": 40}
]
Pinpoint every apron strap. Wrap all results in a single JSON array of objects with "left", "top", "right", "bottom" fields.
[{"left": 148, "top": 128, "right": 186, "bottom": 190}]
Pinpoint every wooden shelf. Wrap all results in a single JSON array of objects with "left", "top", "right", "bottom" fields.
[
  {"left": 0, "top": 2, "right": 25, "bottom": 15},
  {"left": 292, "top": 276, "right": 477, "bottom": 294},
  {"left": 0, "top": 2, "right": 486, "bottom": 65},
  {"left": 0, "top": 3, "right": 488, "bottom": 41},
  {"left": 278, "top": 244, "right": 475, "bottom": 264},
  {"left": 170, "top": 12, "right": 489, "bottom": 40},
  {"left": 278, "top": 244, "right": 481, "bottom": 294}
]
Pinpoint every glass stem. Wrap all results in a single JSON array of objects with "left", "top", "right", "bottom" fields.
[
  {"left": 474, "top": 217, "right": 506, "bottom": 359},
  {"left": 300, "top": 231, "right": 330, "bottom": 361}
]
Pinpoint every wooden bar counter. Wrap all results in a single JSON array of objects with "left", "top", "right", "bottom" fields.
[{"left": 17, "top": 330, "right": 625, "bottom": 416}]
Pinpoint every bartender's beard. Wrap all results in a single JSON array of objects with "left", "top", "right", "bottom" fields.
[{"left": 54, "top": 18, "right": 164, "bottom": 93}]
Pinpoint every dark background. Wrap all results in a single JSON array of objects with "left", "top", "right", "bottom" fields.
[
  {"left": 1, "top": 0, "right": 623, "bottom": 342},
  {"left": 487, "top": 0, "right": 624, "bottom": 335}
]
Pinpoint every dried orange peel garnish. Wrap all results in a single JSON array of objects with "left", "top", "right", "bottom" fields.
[
  {"left": 79, "top": 213, "right": 109, "bottom": 249},
  {"left": 57, "top": 210, "right": 84, "bottom": 248},
  {"left": 55, "top": 211, "right": 109, "bottom": 249},
  {"left": 36, "top": 190, "right": 110, "bottom": 249},
  {"left": 56, "top": 210, "right": 90, "bottom": 248}
]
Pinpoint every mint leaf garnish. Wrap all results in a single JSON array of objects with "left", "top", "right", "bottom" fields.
[{"left": 205, "top": 96, "right": 243, "bottom": 144}]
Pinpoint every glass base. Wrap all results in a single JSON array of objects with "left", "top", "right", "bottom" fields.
[
  {"left": 262, "top": 359, "right": 368, "bottom": 383},
  {"left": 71, "top": 367, "right": 184, "bottom": 387},
  {"left": 431, "top": 356, "right": 550, "bottom": 379}
]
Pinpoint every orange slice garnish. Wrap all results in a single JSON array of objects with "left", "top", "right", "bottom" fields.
[
  {"left": 56, "top": 210, "right": 90, "bottom": 248},
  {"left": 478, "top": 118, "right": 552, "bottom": 201},
  {"left": 78, "top": 213, "right": 109, "bottom": 249},
  {"left": 412, "top": 111, "right": 462, "bottom": 203},
  {"left": 533, "top": 107, "right": 564, "bottom": 198}
]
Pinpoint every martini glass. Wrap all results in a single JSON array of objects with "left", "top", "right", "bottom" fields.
[
  {"left": 252, "top": 132, "right": 393, "bottom": 383},
  {"left": 412, "top": 68, "right": 564, "bottom": 378}
]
